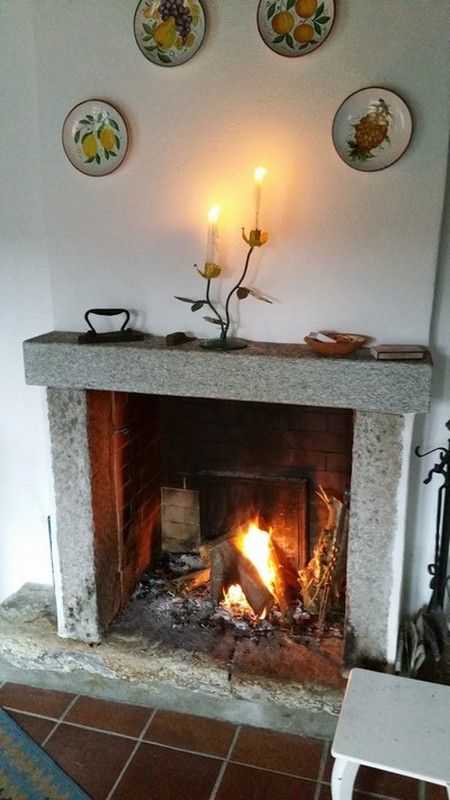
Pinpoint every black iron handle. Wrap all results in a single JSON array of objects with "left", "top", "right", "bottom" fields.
[{"left": 84, "top": 308, "right": 130, "bottom": 334}]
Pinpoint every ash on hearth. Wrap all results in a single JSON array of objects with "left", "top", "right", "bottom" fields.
[
  {"left": 110, "top": 549, "right": 345, "bottom": 691},
  {"left": 131, "top": 552, "right": 343, "bottom": 644}
]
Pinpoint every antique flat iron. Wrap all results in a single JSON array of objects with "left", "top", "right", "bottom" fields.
[{"left": 78, "top": 308, "right": 144, "bottom": 344}]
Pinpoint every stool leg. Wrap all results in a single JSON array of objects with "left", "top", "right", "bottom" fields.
[{"left": 331, "top": 757, "right": 359, "bottom": 800}]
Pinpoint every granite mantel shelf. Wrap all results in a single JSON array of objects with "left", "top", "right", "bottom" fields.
[{"left": 23, "top": 331, "right": 433, "bottom": 414}]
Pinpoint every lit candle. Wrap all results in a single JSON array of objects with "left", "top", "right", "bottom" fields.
[
  {"left": 254, "top": 166, "right": 267, "bottom": 231},
  {"left": 206, "top": 205, "right": 220, "bottom": 265}
]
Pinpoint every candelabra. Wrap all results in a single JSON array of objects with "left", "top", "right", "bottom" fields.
[{"left": 175, "top": 227, "right": 269, "bottom": 351}]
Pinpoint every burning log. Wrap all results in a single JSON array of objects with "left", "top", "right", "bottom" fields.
[
  {"left": 208, "top": 524, "right": 276, "bottom": 617},
  {"left": 269, "top": 540, "right": 290, "bottom": 612},
  {"left": 172, "top": 568, "right": 210, "bottom": 592},
  {"left": 235, "top": 549, "right": 275, "bottom": 618},
  {"left": 200, "top": 526, "right": 237, "bottom": 572},
  {"left": 209, "top": 538, "right": 239, "bottom": 602}
]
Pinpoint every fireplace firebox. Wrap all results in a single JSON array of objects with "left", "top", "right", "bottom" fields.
[{"left": 86, "top": 391, "right": 352, "bottom": 651}]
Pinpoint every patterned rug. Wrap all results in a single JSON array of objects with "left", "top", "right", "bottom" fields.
[{"left": 0, "top": 708, "right": 90, "bottom": 799}]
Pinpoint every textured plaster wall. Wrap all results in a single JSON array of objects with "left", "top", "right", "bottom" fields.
[
  {"left": 403, "top": 147, "right": 450, "bottom": 614},
  {"left": 1, "top": 0, "right": 449, "bottom": 612},
  {"left": 0, "top": 1, "right": 54, "bottom": 601},
  {"left": 32, "top": 0, "right": 448, "bottom": 343}
]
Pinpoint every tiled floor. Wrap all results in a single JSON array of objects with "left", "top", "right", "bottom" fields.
[{"left": 0, "top": 681, "right": 446, "bottom": 800}]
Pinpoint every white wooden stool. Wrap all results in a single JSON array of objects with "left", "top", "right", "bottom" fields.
[{"left": 331, "top": 667, "right": 450, "bottom": 799}]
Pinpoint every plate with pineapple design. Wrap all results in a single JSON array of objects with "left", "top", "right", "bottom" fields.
[
  {"left": 332, "top": 87, "right": 413, "bottom": 172},
  {"left": 62, "top": 100, "right": 128, "bottom": 176},
  {"left": 257, "top": 0, "right": 335, "bottom": 58},
  {"left": 134, "top": 0, "right": 206, "bottom": 66}
]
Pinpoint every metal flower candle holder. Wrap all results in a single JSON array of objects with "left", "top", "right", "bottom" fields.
[{"left": 175, "top": 227, "right": 270, "bottom": 351}]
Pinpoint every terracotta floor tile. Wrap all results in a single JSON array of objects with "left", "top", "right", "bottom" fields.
[
  {"left": 355, "top": 765, "right": 421, "bottom": 798},
  {"left": 231, "top": 726, "right": 324, "bottom": 779},
  {"left": 111, "top": 741, "right": 222, "bottom": 800},
  {"left": 426, "top": 784, "right": 450, "bottom": 800},
  {"left": 0, "top": 682, "right": 75, "bottom": 717},
  {"left": 322, "top": 746, "right": 334, "bottom": 781},
  {"left": 318, "top": 787, "right": 387, "bottom": 800},
  {"left": 44, "top": 722, "right": 134, "bottom": 800},
  {"left": 65, "top": 695, "right": 152, "bottom": 736},
  {"left": 214, "top": 763, "right": 317, "bottom": 800},
  {"left": 7, "top": 710, "right": 56, "bottom": 745},
  {"left": 145, "top": 709, "right": 236, "bottom": 757},
  {"left": 324, "top": 752, "right": 421, "bottom": 798}
]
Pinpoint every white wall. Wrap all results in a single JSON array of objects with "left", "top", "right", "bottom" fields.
[
  {"left": 404, "top": 145, "right": 450, "bottom": 614},
  {"left": 0, "top": 1, "right": 54, "bottom": 600},
  {"left": 1, "top": 0, "right": 449, "bottom": 612},
  {"left": 33, "top": 0, "right": 448, "bottom": 343}
]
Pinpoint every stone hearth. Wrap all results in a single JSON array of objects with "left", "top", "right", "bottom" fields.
[{"left": 23, "top": 332, "right": 432, "bottom": 669}]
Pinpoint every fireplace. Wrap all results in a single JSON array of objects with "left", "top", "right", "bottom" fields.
[{"left": 23, "top": 331, "right": 433, "bottom": 674}]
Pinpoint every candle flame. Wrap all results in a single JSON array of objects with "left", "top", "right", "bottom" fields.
[
  {"left": 254, "top": 166, "right": 267, "bottom": 183},
  {"left": 207, "top": 205, "right": 220, "bottom": 223}
]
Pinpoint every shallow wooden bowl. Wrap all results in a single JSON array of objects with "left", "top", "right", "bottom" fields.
[{"left": 304, "top": 333, "right": 367, "bottom": 357}]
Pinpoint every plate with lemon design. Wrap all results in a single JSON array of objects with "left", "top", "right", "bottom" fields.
[
  {"left": 62, "top": 100, "right": 128, "bottom": 176},
  {"left": 257, "top": 0, "right": 335, "bottom": 57},
  {"left": 134, "top": 0, "right": 206, "bottom": 67}
]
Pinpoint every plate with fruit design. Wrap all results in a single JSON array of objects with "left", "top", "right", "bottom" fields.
[
  {"left": 332, "top": 87, "right": 413, "bottom": 172},
  {"left": 134, "top": 0, "right": 206, "bottom": 66},
  {"left": 62, "top": 100, "right": 128, "bottom": 176},
  {"left": 257, "top": 0, "right": 335, "bottom": 57}
]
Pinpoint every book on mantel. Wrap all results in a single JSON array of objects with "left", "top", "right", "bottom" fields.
[{"left": 370, "top": 345, "right": 427, "bottom": 361}]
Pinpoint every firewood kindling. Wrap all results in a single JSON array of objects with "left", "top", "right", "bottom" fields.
[{"left": 298, "top": 486, "right": 348, "bottom": 617}]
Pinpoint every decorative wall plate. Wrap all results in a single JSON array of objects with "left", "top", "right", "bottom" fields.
[
  {"left": 134, "top": 0, "right": 206, "bottom": 67},
  {"left": 62, "top": 100, "right": 128, "bottom": 176},
  {"left": 332, "top": 87, "right": 413, "bottom": 172},
  {"left": 257, "top": 0, "right": 335, "bottom": 58}
]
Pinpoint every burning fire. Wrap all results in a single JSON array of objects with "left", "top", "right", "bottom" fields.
[{"left": 222, "top": 519, "right": 276, "bottom": 616}]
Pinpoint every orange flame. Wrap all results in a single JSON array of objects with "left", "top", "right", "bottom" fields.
[{"left": 222, "top": 518, "right": 276, "bottom": 615}]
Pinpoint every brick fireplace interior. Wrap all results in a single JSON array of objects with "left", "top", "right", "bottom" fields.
[{"left": 86, "top": 389, "right": 353, "bottom": 685}]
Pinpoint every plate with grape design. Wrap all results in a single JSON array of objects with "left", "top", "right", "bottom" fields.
[
  {"left": 134, "top": 0, "right": 206, "bottom": 66},
  {"left": 257, "top": 0, "right": 335, "bottom": 57},
  {"left": 62, "top": 100, "right": 128, "bottom": 176},
  {"left": 332, "top": 87, "right": 413, "bottom": 172}
]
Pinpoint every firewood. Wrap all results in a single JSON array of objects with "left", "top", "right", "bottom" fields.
[
  {"left": 235, "top": 550, "right": 274, "bottom": 617},
  {"left": 172, "top": 568, "right": 210, "bottom": 592},
  {"left": 209, "top": 538, "right": 239, "bottom": 602},
  {"left": 208, "top": 536, "right": 275, "bottom": 617},
  {"left": 298, "top": 489, "right": 349, "bottom": 618},
  {"left": 270, "top": 540, "right": 290, "bottom": 611},
  {"left": 200, "top": 527, "right": 241, "bottom": 570}
]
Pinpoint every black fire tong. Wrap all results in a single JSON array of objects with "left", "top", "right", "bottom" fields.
[{"left": 416, "top": 419, "right": 450, "bottom": 656}]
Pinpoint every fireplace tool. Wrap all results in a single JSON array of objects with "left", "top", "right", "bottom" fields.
[
  {"left": 78, "top": 308, "right": 144, "bottom": 344},
  {"left": 415, "top": 419, "right": 450, "bottom": 656}
]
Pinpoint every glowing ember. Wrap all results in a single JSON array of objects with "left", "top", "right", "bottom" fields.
[
  {"left": 222, "top": 519, "right": 277, "bottom": 615},
  {"left": 222, "top": 583, "right": 250, "bottom": 611}
]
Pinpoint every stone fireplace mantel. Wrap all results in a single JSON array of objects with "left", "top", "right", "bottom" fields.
[
  {"left": 23, "top": 332, "right": 432, "bottom": 414},
  {"left": 23, "top": 332, "right": 432, "bottom": 669}
]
